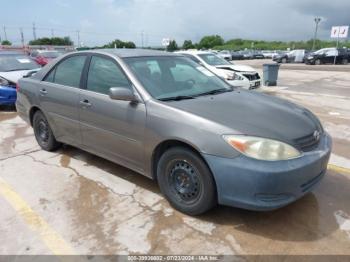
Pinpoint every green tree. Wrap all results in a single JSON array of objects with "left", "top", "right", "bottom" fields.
[
  {"left": 182, "top": 40, "right": 194, "bottom": 50},
  {"left": 198, "top": 35, "right": 224, "bottom": 49},
  {"left": 29, "top": 37, "right": 73, "bottom": 46},
  {"left": 1, "top": 40, "right": 12, "bottom": 45},
  {"left": 166, "top": 40, "right": 178, "bottom": 52},
  {"left": 103, "top": 39, "right": 136, "bottom": 48}
]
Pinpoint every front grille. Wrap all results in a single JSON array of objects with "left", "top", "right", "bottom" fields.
[
  {"left": 243, "top": 73, "right": 260, "bottom": 81},
  {"left": 293, "top": 131, "right": 321, "bottom": 152}
]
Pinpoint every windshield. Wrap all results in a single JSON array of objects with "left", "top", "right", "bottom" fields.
[
  {"left": 198, "top": 53, "right": 231, "bottom": 66},
  {"left": 41, "top": 51, "right": 60, "bottom": 58},
  {"left": 0, "top": 55, "right": 39, "bottom": 72},
  {"left": 124, "top": 56, "right": 232, "bottom": 100}
]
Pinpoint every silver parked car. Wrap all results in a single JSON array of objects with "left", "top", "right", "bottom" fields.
[{"left": 16, "top": 49, "right": 332, "bottom": 215}]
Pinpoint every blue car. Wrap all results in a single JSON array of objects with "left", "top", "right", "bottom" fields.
[{"left": 0, "top": 52, "right": 40, "bottom": 105}]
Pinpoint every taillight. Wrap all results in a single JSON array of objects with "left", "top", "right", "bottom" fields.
[{"left": 16, "top": 83, "right": 20, "bottom": 92}]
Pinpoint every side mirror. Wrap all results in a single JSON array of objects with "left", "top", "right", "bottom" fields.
[{"left": 109, "top": 87, "right": 138, "bottom": 102}]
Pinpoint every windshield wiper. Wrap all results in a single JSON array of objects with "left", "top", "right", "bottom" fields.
[
  {"left": 158, "top": 95, "right": 195, "bottom": 101},
  {"left": 196, "top": 88, "right": 232, "bottom": 97}
]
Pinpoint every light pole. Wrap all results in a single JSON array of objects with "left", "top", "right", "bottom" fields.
[{"left": 312, "top": 17, "right": 321, "bottom": 50}]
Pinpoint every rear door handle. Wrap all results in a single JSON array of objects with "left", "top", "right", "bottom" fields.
[
  {"left": 79, "top": 99, "right": 92, "bottom": 108},
  {"left": 39, "top": 89, "right": 47, "bottom": 95}
]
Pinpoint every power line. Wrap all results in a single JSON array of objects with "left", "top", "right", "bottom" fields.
[{"left": 1, "top": 24, "right": 167, "bottom": 47}]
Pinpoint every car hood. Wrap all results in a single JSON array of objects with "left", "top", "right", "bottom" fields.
[
  {"left": 216, "top": 64, "right": 256, "bottom": 72},
  {"left": 167, "top": 90, "right": 320, "bottom": 144},
  {"left": 0, "top": 69, "right": 40, "bottom": 83}
]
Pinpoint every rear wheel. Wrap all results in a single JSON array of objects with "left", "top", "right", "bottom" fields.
[
  {"left": 157, "top": 147, "right": 217, "bottom": 215},
  {"left": 33, "top": 111, "right": 61, "bottom": 151},
  {"left": 342, "top": 58, "right": 348, "bottom": 65}
]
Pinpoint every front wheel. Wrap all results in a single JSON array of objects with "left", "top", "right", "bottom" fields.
[
  {"left": 281, "top": 58, "right": 287, "bottom": 63},
  {"left": 315, "top": 59, "right": 321, "bottom": 65},
  {"left": 33, "top": 111, "right": 61, "bottom": 151},
  {"left": 342, "top": 58, "right": 348, "bottom": 65},
  {"left": 157, "top": 147, "right": 217, "bottom": 215}
]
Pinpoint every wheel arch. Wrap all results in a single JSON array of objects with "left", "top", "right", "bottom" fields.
[
  {"left": 29, "top": 106, "right": 42, "bottom": 126},
  {"left": 150, "top": 139, "right": 213, "bottom": 181}
]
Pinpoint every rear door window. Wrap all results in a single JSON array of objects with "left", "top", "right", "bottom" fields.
[{"left": 44, "top": 55, "right": 86, "bottom": 88}]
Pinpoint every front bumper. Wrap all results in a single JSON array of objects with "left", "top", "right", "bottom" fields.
[
  {"left": 0, "top": 85, "right": 17, "bottom": 105},
  {"left": 227, "top": 78, "right": 261, "bottom": 90},
  {"left": 202, "top": 133, "right": 332, "bottom": 211}
]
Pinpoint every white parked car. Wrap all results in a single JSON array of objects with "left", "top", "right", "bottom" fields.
[
  {"left": 176, "top": 50, "right": 261, "bottom": 90},
  {"left": 217, "top": 50, "right": 232, "bottom": 61}
]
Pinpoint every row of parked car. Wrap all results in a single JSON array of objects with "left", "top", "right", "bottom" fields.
[
  {"left": 0, "top": 49, "right": 63, "bottom": 105},
  {"left": 216, "top": 50, "right": 280, "bottom": 60},
  {"left": 274, "top": 47, "right": 349, "bottom": 65},
  {"left": 216, "top": 47, "right": 350, "bottom": 65}
]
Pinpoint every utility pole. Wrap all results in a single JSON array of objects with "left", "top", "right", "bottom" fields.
[
  {"left": 141, "top": 31, "right": 144, "bottom": 48},
  {"left": 3, "top": 26, "right": 7, "bottom": 40},
  {"left": 51, "top": 29, "right": 54, "bottom": 38},
  {"left": 32, "top": 22, "right": 37, "bottom": 40},
  {"left": 20, "top": 27, "right": 24, "bottom": 47},
  {"left": 77, "top": 30, "right": 80, "bottom": 48},
  {"left": 312, "top": 17, "right": 321, "bottom": 50}
]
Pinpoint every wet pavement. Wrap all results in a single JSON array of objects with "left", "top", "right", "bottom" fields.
[{"left": 0, "top": 63, "right": 350, "bottom": 256}]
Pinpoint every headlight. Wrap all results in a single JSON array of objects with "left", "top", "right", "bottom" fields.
[
  {"left": 225, "top": 72, "right": 236, "bottom": 80},
  {"left": 233, "top": 74, "right": 244, "bottom": 81},
  {"left": 225, "top": 72, "right": 244, "bottom": 81},
  {"left": 0, "top": 76, "right": 9, "bottom": 86},
  {"left": 223, "top": 135, "right": 301, "bottom": 161},
  {"left": 308, "top": 56, "right": 314, "bottom": 59}
]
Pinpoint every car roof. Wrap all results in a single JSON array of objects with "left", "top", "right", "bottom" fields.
[
  {"left": 176, "top": 50, "right": 213, "bottom": 55},
  {"left": 90, "top": 48, "right": 179, "bottom": 58},
  {"left": 0, "top": 51, "right": 25, "bottom": 55}
]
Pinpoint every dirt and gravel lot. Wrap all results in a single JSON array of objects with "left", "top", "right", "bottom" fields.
[{"left": 0, "top": 60, "right": 350, "bottom": 257}]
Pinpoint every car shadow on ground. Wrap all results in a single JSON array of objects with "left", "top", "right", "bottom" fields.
[{"left": 57, "top": 145, "right": 349, "bottom": 243}]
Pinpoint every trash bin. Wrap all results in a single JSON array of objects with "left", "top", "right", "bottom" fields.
[{"left": 263, "top": 63, "right": 280, "bottom": 86}]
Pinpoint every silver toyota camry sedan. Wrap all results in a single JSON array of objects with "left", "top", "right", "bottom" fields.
[{"left": 16, "top": 49, "right": 332, "bottom": 215}]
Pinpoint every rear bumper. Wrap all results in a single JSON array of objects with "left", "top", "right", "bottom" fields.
[
  {"left": 0, "top": 85, "right": 17, "bottom": 105},
  {"left": 202, "top": 132, "right": 332, "bottom": 211}
]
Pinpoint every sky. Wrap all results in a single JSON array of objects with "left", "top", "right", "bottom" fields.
[{"left": 0, "top": 0, "right": 349, "bottom": 47}]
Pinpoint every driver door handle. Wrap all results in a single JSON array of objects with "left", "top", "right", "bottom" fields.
[
  {"left": 79, "top": 99, "right": 92, "bottom": 108},
  {"left": 39, "top": 89, "right": 47, "bottom": 96}
]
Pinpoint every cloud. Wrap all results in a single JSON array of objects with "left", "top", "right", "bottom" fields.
[
  {"left": 55, "top": 0, "right": 70, "bottom": 8},
  {"left": 3, "top": 0, "right": 349, "bottom": 46}
]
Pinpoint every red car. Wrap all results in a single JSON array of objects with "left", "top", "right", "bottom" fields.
[{"left": 30, "top": 51, "right": 61, "bottom": 66}]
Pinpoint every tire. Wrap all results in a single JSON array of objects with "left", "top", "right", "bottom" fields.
[
  {"left": 33, "top": 111, "right": 61, "bottom": 151},
  {"left": 281, "top": 58, "right": 287, "bottom": 63},
  {"left": 342, "top": 58, "right": 348, "bottom": 65},
  {"left": 315, "top": 59, "right": 321, "bottom": 65},
  {"left": 157, "top": 147, "right": 217, "bottom": 215}
]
